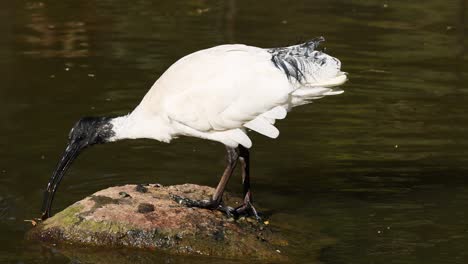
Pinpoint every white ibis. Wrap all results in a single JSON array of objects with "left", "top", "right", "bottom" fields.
[{"left": 41, "top": 37, "right": 347, "bottom": 220}]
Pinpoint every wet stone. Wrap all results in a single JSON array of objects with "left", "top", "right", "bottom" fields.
[
  {"left": 137, "top": 203, "right": 155, "bottom": 213},
  {"left": 135, "top": 184, "right": 148, "bottom": 193},
  {"left": 119, "top": 191, "right": 131, "bottom": 198},
  {"left": 27, "top": 184, "right": 287, "bottom": 261}
]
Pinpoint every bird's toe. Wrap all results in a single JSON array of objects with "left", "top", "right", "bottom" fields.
[
  {"left": 234, "top": 202, "right": 261, "bottom": 221},
  {"left": 170, "top": 194, "right": 217, "bottom": 209}
]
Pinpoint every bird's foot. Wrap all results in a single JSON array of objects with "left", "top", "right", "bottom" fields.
[
  {"left": 171, "top": 194, "right": 214, "bottom": 208},
  {"left": 171, "top": 194, "right": 260, "bottom": 220},
  {"left": 171, "top": 194, "right": 235, "bottom": 217},
  {"left": 231, "top": 201, "right": 261, "bottom": 221},
  {"left": 229, "top": 191, "right": 260, "bottom": 221}
]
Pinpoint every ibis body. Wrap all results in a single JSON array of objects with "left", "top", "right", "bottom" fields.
[{"left": 41, "top": 37, "right": 347, "bottom": 219}]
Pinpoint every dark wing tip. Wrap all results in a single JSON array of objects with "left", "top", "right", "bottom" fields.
[{"left": 302, "top": 36, "right": 326, "bottom": 50}]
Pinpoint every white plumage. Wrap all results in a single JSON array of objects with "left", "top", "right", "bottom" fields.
[
  {"left": 110, "top": 41, "right": 347, "bottom": 148},
  {"left": 40, "top": 38, "right": 348, "bottom": 220}
]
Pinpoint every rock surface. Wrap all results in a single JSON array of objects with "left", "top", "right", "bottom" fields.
[{"left": 28, "top": 184, "right": 287, "bottom": 261}]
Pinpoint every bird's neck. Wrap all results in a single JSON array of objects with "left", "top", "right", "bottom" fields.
[{"left": 108, "top": 112, "right": 175, "bottom": 143}]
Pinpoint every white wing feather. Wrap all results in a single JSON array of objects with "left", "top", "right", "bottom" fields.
[
  {"left": 262, "top": 105, "right": 287, "bottom": 119},
  {"left": 131, "top": 44, "right": 344, "bottom": 148},
  {"left": 226, "top": 128, "right": 253, "bottom": 148},
  {"left": 155, "top": 45, "right": 291, "bottom": 134},
  {"left": 244, "top": 117, "right": 280, "bottom": 139}
]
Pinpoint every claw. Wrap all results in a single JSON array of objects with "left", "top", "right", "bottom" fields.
[
  {"left": 219, "top": 205, "right": 235, "bottom": 218},
  {"left": 233, "top": 201, "right": 261, "bottom": 221}
]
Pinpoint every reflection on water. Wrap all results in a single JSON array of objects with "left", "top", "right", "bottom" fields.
[
  {"left": 1, "top": 0, "right": 468, "bottom": 263},
  {"left": 21, "top": 2, "right": 90, "bottom": 58}
]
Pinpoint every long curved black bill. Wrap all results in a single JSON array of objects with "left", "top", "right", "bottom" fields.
[{"left": 41, "top": 143, "right": 81, "bottom": 220}]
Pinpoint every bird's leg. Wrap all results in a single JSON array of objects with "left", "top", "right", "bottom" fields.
[
  {"left": 172, "top": 146, "right": 239, "bottom": 212},
  {"left": 211, "top": 146, "right": 239, "bottom": 206},
  {"left": 232, "top": 145, "right": 260, "bottom": 220}
]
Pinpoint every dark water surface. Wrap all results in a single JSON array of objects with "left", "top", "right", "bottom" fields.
[{"left": 1, "top": 0, "right": 467, "bottom": 263}]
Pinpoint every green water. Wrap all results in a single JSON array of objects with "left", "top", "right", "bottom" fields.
[{"left": 1, "top": 0, "right": 467, "bottom": 263}]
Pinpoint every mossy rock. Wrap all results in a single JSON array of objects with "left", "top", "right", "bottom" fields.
[{"left": 28, "top": 184, "right": 287, "bottom": 261}]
